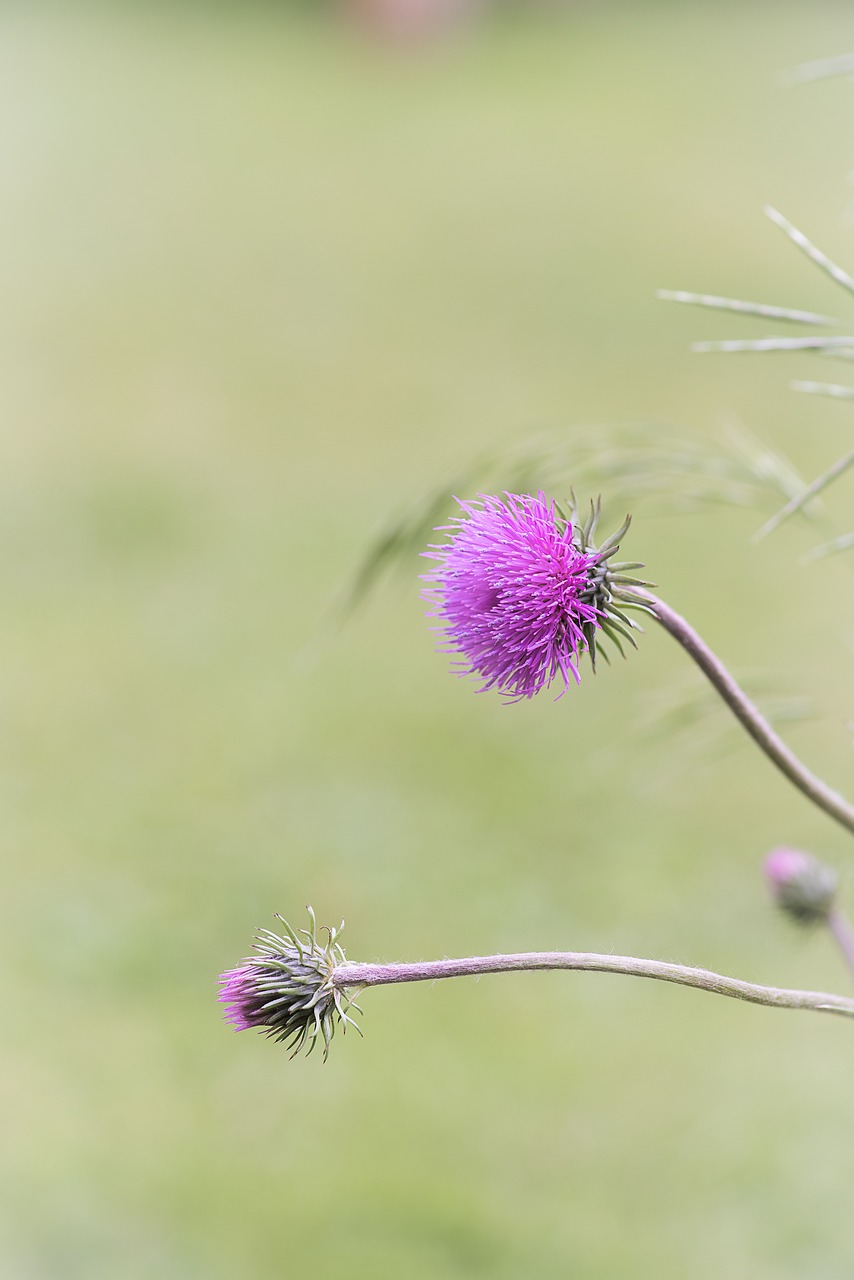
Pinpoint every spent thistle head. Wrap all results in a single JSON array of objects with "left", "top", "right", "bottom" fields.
[{"left": 218, "top": 908, "right": 360, "bottom": 1060}]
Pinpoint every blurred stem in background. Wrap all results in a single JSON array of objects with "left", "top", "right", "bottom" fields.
[
  {"left": 828, "top": 910, "right": 854, "bottom": 979},
  {"left": 661, "top": 203, "right": 854, "bottom": 558}
]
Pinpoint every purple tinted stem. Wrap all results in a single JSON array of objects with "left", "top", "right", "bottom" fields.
[
  {"left": 640, "top": 591, "right": 854, "bottom": 839},
  {"left": 333, "top": 953, "right": 854, "bottom": 1019},
  {"left": 828, "top": 909, "right": 854, "bottom": 981}
]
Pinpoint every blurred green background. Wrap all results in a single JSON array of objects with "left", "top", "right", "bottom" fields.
[{"left": 3, "top": 2, "right": 854, "bottom": 1277}]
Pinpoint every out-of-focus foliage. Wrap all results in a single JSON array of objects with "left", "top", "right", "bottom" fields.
[
  {"left": 347, "top": 420, "right": 828, "bottom": 611},
  {"left": 661, "top": 206, "right": 854, "bottom": 552}
]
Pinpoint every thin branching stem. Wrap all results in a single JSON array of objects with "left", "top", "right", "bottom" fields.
[
  {"left": 791, "top": 380, "right": 854, "bottom": 401},
  {"left": 657, "top": 289, "right": 837, "bottom": 326},
  {"left": 806, "top": 531, "right": 854, "bottom": 560},
  {"left": 788, "top": 52, "right": 854, "bottom": 83},
  {"left": 753, "top": 448, "right": 854, "bottom": 541},
  {"left": 764, "top": 206, "right": 854, "bottom": 297},
  {"left": 692, "top": 336, "right": 854, "bottom": 354},
  {"left": 640, "top": 591, "right": 854, "bottom": 838},
  {"left": 334, "top": 953, "right": 854, "bottom": 1019}
]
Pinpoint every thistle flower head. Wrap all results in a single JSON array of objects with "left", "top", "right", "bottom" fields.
[
  {"left": 218, "top": 908, "right": 360, "bottom": 1060},
  {"left": 764, "top": 847, "right": 838, "bottom": 924},
  {"left": 422, "top": 491, "right": 650, "bottom": 700}
]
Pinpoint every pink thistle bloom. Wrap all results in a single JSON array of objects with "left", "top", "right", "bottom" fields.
[
  {"left": 218, "top": 966, "right": 262, "bottom": 1032},
  {"left": 422, "top": 492, "right": 603, "bottom": 700}
]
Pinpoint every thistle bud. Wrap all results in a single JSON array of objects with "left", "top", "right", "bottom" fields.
[
  {"left": 218, "top": 909, "right": 359, "bottom": 1060},
  {"left": 763, "top": 847, "right": 838, "bottom": 924}
]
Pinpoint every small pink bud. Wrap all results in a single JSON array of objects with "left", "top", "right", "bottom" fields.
[{"left": 764, "top": 847, "right": 838, "bottom": 924}]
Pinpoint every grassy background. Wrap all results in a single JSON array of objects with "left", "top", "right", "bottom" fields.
[{"left": 3, "top": 2, "right": 854, "bottom": 1276}]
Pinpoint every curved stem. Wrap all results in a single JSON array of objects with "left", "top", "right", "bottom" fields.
[
  {"left": 638, "top": 590, "right": 854, "bottom": 838},
  {"left": 334, "top": 952, "right": 854, "bottom": 1020},
  {"left": 828, "top": 908, "right": 854, "bottom": 982}
]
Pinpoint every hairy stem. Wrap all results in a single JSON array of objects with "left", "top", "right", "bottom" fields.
[
  {"left": 639, "top": 591, "right": 854, "bottom": 838},
  {"left": 334, "top": 952, "right": 854, "bottom": 1019}
]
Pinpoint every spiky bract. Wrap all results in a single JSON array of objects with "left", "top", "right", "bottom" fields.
[{"left": 218, "top": 908, "right": 360, "bottom": 1060}]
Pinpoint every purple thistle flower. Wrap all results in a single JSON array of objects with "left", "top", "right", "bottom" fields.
[{"left": 422, "top": 492, "right": 611, "bottom": 700}]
